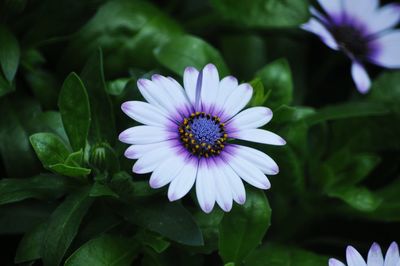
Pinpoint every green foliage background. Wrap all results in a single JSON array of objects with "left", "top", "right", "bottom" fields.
[{"left": 0, "top": 0, "right": 399, "bottom": 265}]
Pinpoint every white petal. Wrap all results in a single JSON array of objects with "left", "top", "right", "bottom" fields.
[
  {"left": 329, "top": 258, "right": 346, "bottom": 266},
  {"left": 209, "top": 158, "right": 232, "bottom": 212},
  {"left": 152, "top": 74, "right": 192, "bottom": 115},
  {"left": 317, "top": 0, "right": 343, "bottom": 15},
  {"left": 183, "top": 66, "right": 199, "bottom": 107},
  {"left": 229, "top": 145, "right": 279, "bottom": 175},
  {"left": 222, "top": 152, "right": 270, "bottom": 190},
  {"left": 149, "top": 151, "right": 186, "bottom": 188},
  {"left": 347, "top": 246, "right": 367, "bottom": 266},
  {"left": 369, "top": 30, "right": 400, "bottom": 68},
  {"left": 227, "top": 107, "right": 273, "bottom": 131},
  {"left": 301, "top": 18, "right": 339, "bottom": 51},
  {"left": 367, "top": 243, "right": 384, "bottom": 266},
  {"left": 124, "top": 141, "right": 172, "bottom": 159},
  {"left": 231, "top": 129, "right": 286, "bottom": 146},
  {"left": 219, "top": 83, "right": 253, "bottom": 121},
  {"left": 132, "top": 144, "right": 177, "bottom": 174},
  {"left": 310, "top": 6, "right": 329, "bottom": 24},
  {"left": 119, "top": 126, "right": 175, "bottom": 145},
  {"left": 215, "top": 157, "right": 246, "bottom": 205},
  {"left": 367, "top": 4, "right": 400, "bottom": 34},
  {"left": 214, "top": 76, "right": 238, "bottom": 114},
  {"left": 343, "top": 0, "right": 378, "bottom": 23},
  {"left": 195, "top": 159, "right": 216, "bottom": 213},
  {"left": 121, "top": 101, "right": 170, "bottom": 127},
  {"left": 351, "top": 61, "right": 371, "bottom": 94},
  {"left": 168, "top": 157, "right": 198, "bottom": 201},
  {"left": 199, "top": 64, "right": 219, "bottom": 113},
  {"left": 385, "top": 242, "right": 399, "bottom": 266}
]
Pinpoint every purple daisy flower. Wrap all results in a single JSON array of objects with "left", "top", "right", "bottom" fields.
[
  {"left": 119, "top": 64, "right": 285, "bottom": 213},
  {"left": 329, "top": 242, "right": 400, "bottom": 266},
  {"left": 302, "top": 0, "right": 400, "bottom": 93}
]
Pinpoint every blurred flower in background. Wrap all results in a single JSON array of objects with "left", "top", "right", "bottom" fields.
[
  {"left": 119, "top": 63, "right": 285, "bottom": 213},
  {"left": 302, "top": 0, "right": 400, "bottom": 93},
  {"left": 329, "top": 242, "right": 400, "bottom": 266}
]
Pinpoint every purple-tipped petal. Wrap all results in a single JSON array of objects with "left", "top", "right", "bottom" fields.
[
  {"left": 167, "top": 157, "right": 197, "bottom": 201},
  {"left": 369, "top": 30, "right": 400, "bottom": 68},
  {"left": 301, "top": 18, "right": 339, "bottom": 51},
  {"left": 342, "top": 0, "right": 378, "bottom": 22},
  {"left": 368, "top": 3, "right": 400, "bottom": 34},
  {"left": 199, "top": 63, "right": 220, "bottom": 113},
  {"left": 329, "top": 258, "right": 346, "bottom": 266},
  {"left": 226, "top": 107, "right": 273, "bottom": 131},
  {"left": 368, "top": 242, "right": 384, "bottom": 266},
  {"left": 196, "top": 160, "right": 216, "bottom": 213},
  {"left": 351, "top": 61, "right": 371, "bottom": 94},
  {"left": 384, "top": 242, "right": 399, "bottom": 266},
  {"left": 309, "top": 6, "right": 329, "bottom": 24},
  {"left": 230, "top": 128, "right": 286, "bottom": 146},
  {"left": 346, "top": 246, "right": 367, "bottom": 266},
  {"left": 183, "top": 66, "right": 199, "bottom": 107},
  {"left": 317, "top": 0, "right": 342, "bottom": 16}
]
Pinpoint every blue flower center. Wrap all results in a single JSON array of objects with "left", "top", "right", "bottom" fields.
[
  {"left": 179, "top": 112, "right": 227, "bottom": 158},
  {"left": 329, "top": 24, "right": 371, "bottom": 58}
]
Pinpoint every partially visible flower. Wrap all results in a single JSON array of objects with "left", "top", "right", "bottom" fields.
[
  {"left": 329, "top": 242, "right": 400, "bottom": 266},
  {"left": 119, "top": 63, "right": 285, "bottom": 213},
  {"left": 302, "top": 0, "right": 400, "bottom": 93}
]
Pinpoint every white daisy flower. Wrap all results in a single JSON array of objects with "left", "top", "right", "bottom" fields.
[
  {"left": 302, "top": 0, "right": 400, "bottom": 93},
  {"left": 329, "top": 242, "right": 400, "bottom": 266},
  {"left": 119, "top": 63, "right": 285, "bottom": 213}
]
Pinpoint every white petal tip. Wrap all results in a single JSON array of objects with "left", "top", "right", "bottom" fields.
[
  {"left": 118, "top": 132, "right": 129, "bottom": 143},
  {"left": 237, "top": 196, "right": 246, "bottom": 205},
  {"left": 346, "top": 246, "right": 358, "bottom": 257},
  {"left": 277, "top": 137, "right": 287, "bottom": 146},
  {"left": 132, "top": 165, "right": 143, "bottom": 174},
  {"left": 388, "top": 241, "right": 399, "bottom": 252},
  {"left": 124, "top": 150, "right": 136, "bottom": 159},
  {"left": 204, "top": 63, "right": 217, "bottom": 71},
  {"left": 221, "top": 203, "right": 233, "bottom": 212},
  {"left": 168, "top": 193, "right": 178, "bottom": 202},
  {"left": 149, "top": 180, "right": 159, "bottom": 189},
  {"left": 202, "top": 203, "right": 214, "bottom": 214},
  {"left": 328, "top": 258, "right": 344, "bottom": 266},
  {"left": 370, "top": 242, "right": 381, "bottom": 252}
]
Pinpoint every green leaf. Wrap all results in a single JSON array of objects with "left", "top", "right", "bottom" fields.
[
  {"left": 89, "top": 182, "right": 119, "bottom": 198},
  {"left": 58, "top": 72, "right": 91, "bottom": 151},
  {"left": 110, "top": 172, "right": 159, "bottom": 200},
  {"left": 369, "top": 70, "right": 400, "bottom": 113},
  {"left": 15, "top": 222, "right": 47, "bottom": 263},
  {"left": 210, "top": 0, "right": 309, "bottom": 28},
  {"left": 41, "top": 187, "right": 93, "bottom": 266},
  {"left": 24, "top": 68, "right": 59, "bottom": 109},
  {"left": 154, "top": 35, "right": 229, "bottom": 77},
  {"left": 0, "top": 24, "right": 20, "bottom": 82},
  {"left": 0, "top": 97, "right": 41, "bottom": 177},
  {"left": 30, "top": 132, "right": 70, "bottom": 166},
  {"left": 136, "top": 230, "right": 170, "bottom": 253},
  {"left": 0, "top": 71, "right": 14, "bottom": 97},
  {"left": 121, "top": 201, "right": 204, "bottom": 246},
  {"left": 256, "top": 59, "right": 293, "bottom": 109},
  {"left": 61, "top": 0, "right": 183, "bottom": 75},
  {"left": 80, "top": 49, "right": 116, "bottom": 145},
  {"left": 65, "top": 235, "right": 139, "bottom": 266},
  {"left": 249, "top": 78, "right": 270, "bottom": 107},
  {"left": 0, "top": 174, "right": 69, "bottom": 205},
  {"left": 244, "top": 244, "right": 328, "bottom": 266},
  {"left": 305, "top": 102, "right": 390, "bottom": 126},
  {"left": 48, "top": 163, "right": 91, "bottom": 178},
  {"left": 219, "top": 189, "right": 271, "bottom": 264},
  {"left": 327, "top": 186, "right": 383, "bottom": 212}
]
